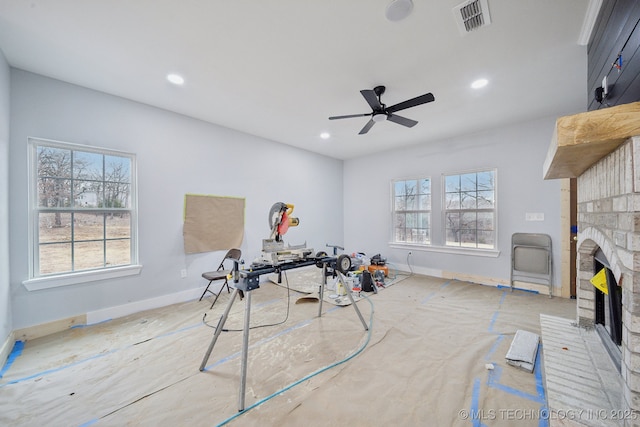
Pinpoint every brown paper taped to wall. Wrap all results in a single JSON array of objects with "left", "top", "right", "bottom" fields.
[{"left": 183, "top": 194, "right": 245, "bottom": 254}]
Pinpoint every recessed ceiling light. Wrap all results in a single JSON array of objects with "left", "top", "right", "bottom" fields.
[
  {"left": 320, "top": 132, "right": 331, "bottom": 140},
  {"left": 386, "top": 0, "right": 414, "bottom": 22},
  {"left": 167, "top": 73, "right": 185, "bottom": 85},
  {"left": 471, "top": 78, "right": 488, "bottom": 89}
]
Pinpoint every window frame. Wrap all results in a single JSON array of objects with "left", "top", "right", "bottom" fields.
[
  {"left": 23, "top": 137, "right": 141, "bottom": 291},
  {"left": 442, "top": 168, "right": 497, "bottom": 250},
  {"left": 391, "top": 177, "right": 432, "bottom": 246}
]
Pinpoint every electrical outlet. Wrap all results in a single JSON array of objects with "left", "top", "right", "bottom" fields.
[{"left": 180, "top": 269, "right": 187, "bottom": 278}]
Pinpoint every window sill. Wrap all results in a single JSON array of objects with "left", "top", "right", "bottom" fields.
[
  {"left": 23, "top": 265, "right": 143, "bottom": 291},
  {"left": 389, "top": 243, "right": 500, "bottom": 258}
]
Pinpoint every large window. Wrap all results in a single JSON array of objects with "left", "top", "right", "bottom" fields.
[
  {"left": 28, "top": 138, "right": 138, "bottom": 280},
  {"left": 444, "top": 170, "right": 496, "bottom": 249},
  {"left": 392, "top": 178, "right": 431, "bottom": 244}
]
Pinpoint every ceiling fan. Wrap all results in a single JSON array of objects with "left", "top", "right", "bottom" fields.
[{"left": 329, "top": 85, "right": 435, "bottom": 135}]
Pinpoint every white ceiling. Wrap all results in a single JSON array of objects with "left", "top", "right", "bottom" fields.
[{"left": 0, "top": 0, "right": 591, "bottom": 160}]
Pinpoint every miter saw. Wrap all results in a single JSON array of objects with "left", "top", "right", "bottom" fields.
[{"left": 255, "top": 202, "right": 314, "bottom": 266}]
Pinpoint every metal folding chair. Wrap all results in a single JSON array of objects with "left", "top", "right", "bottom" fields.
[{"left": 199, "top": 248, "right": 242, "bottom": 308}]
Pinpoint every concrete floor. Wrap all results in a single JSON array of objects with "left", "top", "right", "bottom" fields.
[{"left": 0, "top": 274, "right": 583, "bottom": 426}]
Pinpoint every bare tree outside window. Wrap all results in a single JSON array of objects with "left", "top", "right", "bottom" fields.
[
  {"left": 444, "top": 170, "right": 495, "bottom": 249},
  {"left": 30, "top": 139, "right": 136, "bottom": 277},
  {"left": 393, "top": 178, "right": 431, "bottom": 244}
]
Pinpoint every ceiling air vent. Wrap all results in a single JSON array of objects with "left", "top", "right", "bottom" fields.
[{"left": 453, "top": 0, "right": 491, "bottom": 35}]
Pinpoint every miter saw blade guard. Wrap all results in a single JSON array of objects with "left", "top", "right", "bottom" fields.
[{"left": 259, "top": 202, "right": 311, "bottom": 265}]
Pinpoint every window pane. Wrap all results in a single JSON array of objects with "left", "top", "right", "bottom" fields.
[
  {"left": 478, "top": 231, "right": 494, "bottom": 248},
  {"left": 421, "top": 228, "right": 430, "bottom": 243},
  {"left": 445, "top": 212, "right": 460, "bottom": 229},
  {"left": 105, "top": 182, "right": 130, "bottom": 208},
  {"left": 74, "top": 241, "right": 105, "bottom": 270},
  {"left": 394, "top": 181, "right": 406, "bottom": 197},
  {"left": 419, "top": 178, "right": 430, "bottom": 195},
  {"left": 395, "top": 195, "right": 405, "bottom": 211},
  {"left": 477, "top": 190, "right": 494, "bottom": 208},
  {"left": 418, "top": 213, "right": 430, "bottom": 228},
  {"left": 105, "top": 155, "right": 131, "bottom": 184},
  {"left": 395, "top": 227, "right": 406, "bottom": 242},
  {"left": 460, "top": 230, "right": 477, "bottom": 247},
  {"left": 37, "top": 146, "right": 71, "bottom": 178},
  {"left": 445, "top": 175, "right": 459, "bottom": 193},
  {"left": 107, "top": 239, "right": 131, "bottom": 266},
  {"left": 106, "top": 213, "right": 131, "bottom": 239},
  {"left": 395, "top": 213, "right": 406, "bottom": 228},
  {"left": 405, "top": 180, "right": 416, "bottom": 197},
  {"left": 461, "top": 192, "right": 477, "bottom": 209},
  {"left": 461, "top": 212, "right": 477, "bottom": 229},
  {"left": 445, "top": 228, "right": 460, "bottom": 245},
  {"left": 39, "top": 213, "right": 71, "bottom": 243},
  {"left": 477, "top": 212, "right": 494, "bottom": 231},
  {"left": 74, "top": 151, "right": 103, "bottom": 180},
  {"left": 418, "top": 194, "right": 431, "bottom": 210},
  {"left": 445, "top": 192, "right": 460, "bottom": 209},
  {"left": 39, "top": 243, "right": 72, "bottom": 275},
  {"left": 75, "top": 213, "right": 104, "bottom": 241},
  {"left": 38, "top": 178, "right": 71, "bottom": 208},
  {"left": 405, "top": 194, "right": 417, "bottom": 210},
  {"left": 73, "top": 179, "right": 103, "bottom": 208},
  {"left": 477, "top": 171, "right": 494, "bottom": 190},
  {"left": 406, "top": 213, "right": 417, "bottom": 228},
  {"left": 460, "top": 173, "right": 477, "bottom": 191}
]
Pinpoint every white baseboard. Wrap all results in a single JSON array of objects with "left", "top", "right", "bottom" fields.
[
  {"left": 86, "top": 287, "right": 205, "bottom": 324},
  {"left": 394, "top": 263, "right": 442, "bottom": 278},
  {"left": 13, "top": 286, "right": 209, "bottom": 342},
  {"left": 0, "top": 331, "right": 15, "bottom": 370}
]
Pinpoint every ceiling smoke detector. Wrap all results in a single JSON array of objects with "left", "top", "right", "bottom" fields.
[{"left": 453, "top": 0, "right": 491, "bottom": 35}]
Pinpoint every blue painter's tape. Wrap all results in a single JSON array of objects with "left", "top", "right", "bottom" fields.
[
  {"left": 534, "top": 343, "right": 549, "bottom": 427},
  {"left": 496, "top": 285, "right": 539, "bottom": 294},
  {"left": 488, "top": 311, "right": 499, "bottom": 334},
  {"left": 486, "top": 364, "right": 544, "bottom": 404},
  {"left": 77, "top": 419, "right": 98, "bottom": 427},
  {"left": 485, "top": 335, "right": 504, "bottom": 361},
  {"left": 70, "top": 319, "right": 113, "bottom": 329},
  {"left": 420, "top": 292, "right": 436, "bottom": 304},
  {"left": 0, "top": 341, "right": 25, "bottom": 378}
]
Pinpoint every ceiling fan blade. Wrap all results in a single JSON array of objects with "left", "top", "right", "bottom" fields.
[
  {"left": 358, "top": 119, "right": 376, "bottom": 135},
  {"left": 329, "top": 113, "right": 370, "bottom": 120},
  {"left": 387, "top": 114, "right": 418, "bottom": 128},
  {"left": 386, "top": 93, "right": 435, "bottom": 114},
  {"left": 360, "top": 89, "right": 383, "bottom": 110}
]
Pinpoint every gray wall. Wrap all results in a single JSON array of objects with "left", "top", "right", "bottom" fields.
[
  {"left": 343, "top": 117, "right": 564, "bottom": 291},
  {"left": 0, "top": 51, "right": 12, "bottom": 348},
  {"left": 9, "top": 70, "right": 344, "bottom": 329}
]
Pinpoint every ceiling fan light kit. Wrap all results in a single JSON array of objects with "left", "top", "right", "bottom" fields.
[{"left": 328, "top": 85, "right": 435, "bottom": 135}]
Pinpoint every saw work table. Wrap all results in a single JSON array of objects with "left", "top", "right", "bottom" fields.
[{"left": 198, "top": 255, "right": 368, "bottom": 412}]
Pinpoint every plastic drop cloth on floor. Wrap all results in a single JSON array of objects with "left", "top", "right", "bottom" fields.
[{"left": 0, "top": 275, "right": 576, "bottom": 426}]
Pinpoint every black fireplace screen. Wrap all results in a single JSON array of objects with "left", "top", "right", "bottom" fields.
[{"left": 594, "top": 249, "right": 622, "bottom": 347}]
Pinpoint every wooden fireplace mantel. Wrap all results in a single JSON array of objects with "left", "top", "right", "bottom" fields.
[{"left": 543, "top": 102, "right": 640, "bottom": 179}]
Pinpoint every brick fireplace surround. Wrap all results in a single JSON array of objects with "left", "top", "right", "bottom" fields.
[
  {"left": 577, "top": 135, "right": 640, "bottom": 418},
  {"left": 543, "top": 102, "right": 640, "bottom": 425}
]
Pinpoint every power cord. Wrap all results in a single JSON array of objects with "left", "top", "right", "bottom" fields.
[
  {"left": 406, "top": 251, "right": 414, "bottom": 276},
  {"left": 201, "top": 271, "right": 292, "bottom": 332}
]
